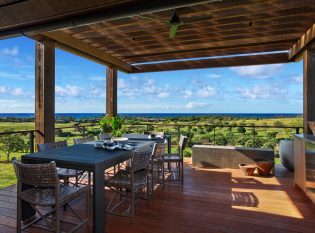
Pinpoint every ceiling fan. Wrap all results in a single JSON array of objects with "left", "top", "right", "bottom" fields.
[{"left": 139, "top": 10, "right": 213, "bottom": 39}]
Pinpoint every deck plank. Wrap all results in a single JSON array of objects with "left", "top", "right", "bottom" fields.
[{"left": 1, "top": 161, "right": 315, "bottom": 233}]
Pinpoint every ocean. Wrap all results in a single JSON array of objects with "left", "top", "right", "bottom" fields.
[{"left": 0, "top": 113, "right": 302, "bottom": 119}]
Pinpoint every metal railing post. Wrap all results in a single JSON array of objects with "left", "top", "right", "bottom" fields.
[
  {"left": 253, "top": 126, "right": 256, "bottom": 147},
  {"left": 213, "top": 127, "right": 216, "bottom": 145},
  {"left": 296, "top": 127, "right": 300, "bottom": 134},
  {"left": 29, "top": 131, "right": 34, "bottom": 153},
  {"left": 82, "top": 126, "right": 86, "bottom": 137}
]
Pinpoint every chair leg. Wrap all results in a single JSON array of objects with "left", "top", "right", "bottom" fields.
[
  {"left": 131, "top": 187, "right": 135, "bottom": 223},
  {"left": 55, "top": 205, "right": 60, "bottom": 233},
  {"left": 151, "top": 171, "right": 154, "bottom": 200},
  {"left": 16, "top": 196, "right": 21, "bottom": 233},
  {"left": 147, "top": 176, "right": 150, "bottom": 202},
  {"left": 181, "top": 161, "right": 184, "bottom": 185},
  {"left": 162, "top": 162, "right": 165, "bottom": 189}
]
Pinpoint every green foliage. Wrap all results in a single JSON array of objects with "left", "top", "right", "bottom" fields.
[
  {"left": 237, "top": 126, "right": 246, "bottom": 134},
  {"left": 98, "top": 115, "right": 122, "bottom": 135},
  {"left": 0, "top": 129, "right": 23, "bottom": 162},
  {"left": 215, "top": 133, "right": 228, "bottom": 146},
  {"left": 273, "top": 120, "right": 284, "bottom": 127},
  {"left": 183, "top": 150, "right": 191, "bottom": 157}
]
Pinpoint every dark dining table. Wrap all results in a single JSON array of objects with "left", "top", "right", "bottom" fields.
[{"left": 21, "top": 140, "right": 152, "bottom": 233}]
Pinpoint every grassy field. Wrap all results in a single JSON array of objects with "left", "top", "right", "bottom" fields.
[{"left": 0, "top": 117, "right": 301, "bottom": 189}]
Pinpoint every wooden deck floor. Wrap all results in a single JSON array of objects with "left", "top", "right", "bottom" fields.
[{"left": 1, "top": 160, "right": 315, "bottom": 233}]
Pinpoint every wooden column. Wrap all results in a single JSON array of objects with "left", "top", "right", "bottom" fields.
[
  {"left": 106, "top": 66, "right": 117, "bottom": 116},
  {"left": 35, "top": 39, "right": 55, "bottom": 144},
  {"left": 303, "top": 48, "right": 315, "bottom": 134}
]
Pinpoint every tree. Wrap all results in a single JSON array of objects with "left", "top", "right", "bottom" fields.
[
  {"left": 237, "top": 126, "right": 246, "bottom": 134},
  {"left": 0, "top": 129, "right": 22, "bottom": 162}
]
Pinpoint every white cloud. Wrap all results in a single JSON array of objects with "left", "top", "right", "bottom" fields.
[
  {"left": 206, "top": 73, "right": 221, "bottom": 79},
  {"left": 88, "top": 76, "right": 105, "bottom": 81},
  {"left": 292, "top": 75, "right": 302, "bottom": 83},
  {"left": 157, "top": 91, "right": 170, "bottom": 98},
  {"left": 56, "top": 85, "right": 82, "bottom": 98},
  {"left": 185, "top": 102, "right": 210, "bottom": 109},
  {"left": 1, "top": 46, "right": 19, "bottom": 56},
  {"left": 237, "top": 85, "right": 286, "bottom": 99},
  {"left": 11, "top": 88, "right": 25, "bottom": 96},
  {"left": 230, "top": 64, "right": 283, "bottom": 79},
  {"left": 183, "top": 90, "right": 192, "bottom": 98},
  {"left": 0, "top": 86, "right": 8, "bottom": 94},
  {"left": 196, "top": 86, "right": 216, "bottom": 98}
]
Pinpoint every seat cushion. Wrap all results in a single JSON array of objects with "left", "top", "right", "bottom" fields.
[
  {"left": 164, "top": 153, "right": 182, "bottom": 162},
  {"left": 20, "top": 185, "right": 87, "bottom": 206},
  {"left": 57, "top": 168, "right": 83, "bottom": 178},
  {"left": 105, "top": 170, "right": 148, "bottom": 189}
]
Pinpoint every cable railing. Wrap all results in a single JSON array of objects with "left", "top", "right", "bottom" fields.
[{"left": 0, "top": 122, "right": 302, "bottom": 189}]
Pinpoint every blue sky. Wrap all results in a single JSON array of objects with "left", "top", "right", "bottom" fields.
[{"left": 0, "top": 36, "right": 303, "bottom": 113}]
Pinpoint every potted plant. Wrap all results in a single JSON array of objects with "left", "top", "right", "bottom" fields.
[{"left": 98, "top": 115, "right": 122, "bottom": 137}]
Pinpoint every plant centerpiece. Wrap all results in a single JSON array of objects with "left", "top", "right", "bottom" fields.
[{"left": 98, "top": 115, "right": 122, "bottom": 137}]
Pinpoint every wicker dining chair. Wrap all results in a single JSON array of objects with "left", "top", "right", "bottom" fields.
[
  {"left": 105, "top": 144, "right": 152, "bottom": 223},
  {"left": 73, "top": 135, "right": 95, "bottom": 144},
  {"left": 37, "top": 141, "right": 83, "bottom": 186},
  {"left": 150, "top": 143, "right": 166, "bottom": 200},
  {"left": 163, "top": 135, "right": 188, "bottom": 184},
  {"left": 13, "top": 159, "right": 88, "bottom": 233},
  {"left": 73, "top": 135, "right": 96, "bottom": 186},
  {"left": 98, "top": 133, "right": 112, "bottom": 140}
]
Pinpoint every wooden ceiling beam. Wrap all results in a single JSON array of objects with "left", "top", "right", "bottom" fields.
[
  {"left": 289, "top": 24, "right": 315, "bottom": 61},
  {"left": 36, "top": 31, "right": 134, "bottom": 73},
  {"left": 132, "top": 52, "right": 290, "bottom": 73},
  {"left": 128, "top": 43, "right": 292, "bottom": 63},
  {"left": 116, "top": 36, "right": 295, "bottom": 58},
  {"left": 124, "top": 40, "right": 294, "bottom": 61}
]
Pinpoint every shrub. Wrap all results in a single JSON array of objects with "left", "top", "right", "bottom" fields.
[{"left": 183, "top": 151, "right": 191, "bottom": 157}]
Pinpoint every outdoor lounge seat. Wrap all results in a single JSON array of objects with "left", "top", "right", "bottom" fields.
[
  {"left": 37, "top": 141, "right": 84, "bottom": 186},
  {"left": 163, "top": 135, "right": 188, "bottom": 184},
  {"left": 105, "top": 144, "right": 152, "bottom": 223},
  {"left": 13, "top": 159, "right": 88, "bottom": 233}
]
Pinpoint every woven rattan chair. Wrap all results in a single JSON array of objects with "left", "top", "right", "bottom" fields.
[
  {"left": 150, "top": 143, "right": 166, "bottom": 199},
  {"left": 144, "top": 131, "right": 165, "bottom": 137},
  {"left": 73, "top": 135, "right": 95, "bottom": 145},
  {"left": 163, "top": 135, "right": 188, "bottom": 184},
  {"left": 37, "top": 141, "right": 83, "bottom": 186},
  {"left": 98, "top": 133, "right": 112, "bottom": 140},
  {"left": 13, "top": 159, "right": 88, "bottom": 233},
  {"left": 73, "top": 135, "right": 96, "bottom": 187},
  {"left": 105, "top": 144, "right": 152, "bottom": 223}
]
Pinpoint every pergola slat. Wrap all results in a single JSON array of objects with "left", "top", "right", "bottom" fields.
[{"left": 133, "top": 53, "right": 289, "bottom": 73}]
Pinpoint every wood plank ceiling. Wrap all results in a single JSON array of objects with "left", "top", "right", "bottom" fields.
[
  {"left": 57, "top": 0, "right": 315, "bottom": 72},
  {"left": 1, "top": 0, "right": 315, "bottom": 72}
]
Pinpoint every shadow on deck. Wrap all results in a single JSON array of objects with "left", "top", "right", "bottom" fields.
[{"left": 1, "top": 161, "right": 315, "bottom": 233}]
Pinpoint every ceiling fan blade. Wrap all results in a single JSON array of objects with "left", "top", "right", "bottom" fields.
[{"left": 169, "top": 25, "right": 179, "bottom": 39}]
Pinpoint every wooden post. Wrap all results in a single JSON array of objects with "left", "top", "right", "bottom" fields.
[
  {"left": 35, "top": 39, "right": 55, "bottom": 145},
  {"left": 303, "top": 48, "right": 315, "bottom": 134},
  {"left": 106, "top": 65, "right": 117, "bottom": 116}
]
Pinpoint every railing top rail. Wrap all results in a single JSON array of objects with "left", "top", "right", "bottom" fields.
[{"left": 124, "top": 123, "right": 303, "bottom": 129}]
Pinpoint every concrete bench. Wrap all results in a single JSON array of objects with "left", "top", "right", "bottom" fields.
[{"left": 192, "top": 145, "right": 274, "bottom": 169}]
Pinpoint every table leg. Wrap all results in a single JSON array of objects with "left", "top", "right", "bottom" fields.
[{"left": 93, "top": 165, "right": 105, "bottom": 233}]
